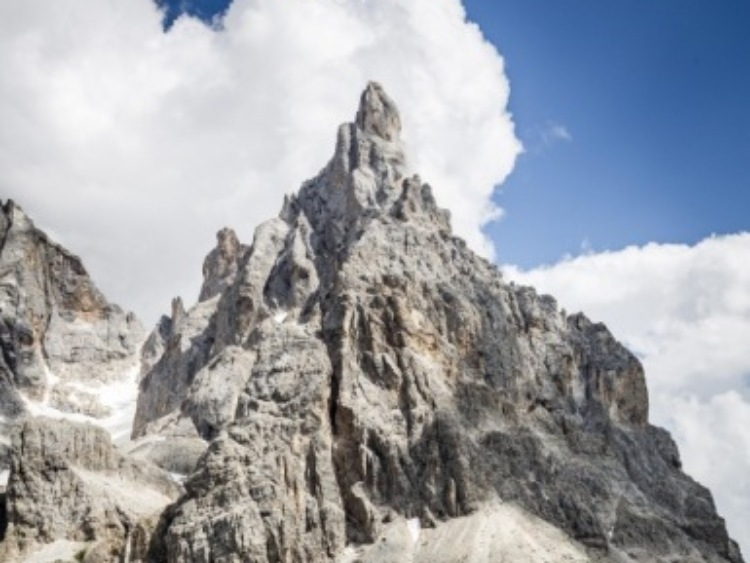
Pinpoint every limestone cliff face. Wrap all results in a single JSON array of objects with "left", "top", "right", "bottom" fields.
[
  {"left": 134, "top": 83, "right": 743, "bottom": 563},
  {"left": 0, "top": 200, "right": 144, "bottom": 423}
]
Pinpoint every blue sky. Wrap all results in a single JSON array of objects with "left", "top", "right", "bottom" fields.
[
  {"left": 158, "top": 0, "right": 233, "bottom": 28},
  {"left": 159, "top": 0, "right": 750, "bottom": 267},
  {"left": 465, "top": 0, "right": 750, "bottom": 266}
]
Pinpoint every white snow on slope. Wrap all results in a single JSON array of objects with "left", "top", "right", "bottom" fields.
[
  {"left": 21, "top": 359, "right": 141, "bottom": 445},
  {"left": 20, "top": 540, "right": 89, "bottom": 563}
]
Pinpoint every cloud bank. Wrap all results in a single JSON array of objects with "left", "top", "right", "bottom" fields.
[
  {"left": 506, "top": 233, "right": 750, "bottom": 555},
  {"left": 0, "top": 0, "right": 521, "bottom": 324}
]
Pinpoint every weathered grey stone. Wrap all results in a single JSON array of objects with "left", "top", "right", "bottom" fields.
[
  {"left": 133, "top": 296, "right": 218, "bottom": 438},
  {"left": 133, "top": 227, "right": 253, "bottom": 439},
  {"left": 0, "top": 200, "right": 144, "bottom": 424},
  {"left": 124, "top": 435, "right": 207, "bottom": 476},
  {"left": 133, "top": 83, "right": 743, "bottom": 562},
  {"left": 199, "top": 228, "right": 248, "bottom": 302},
  {"left": 0, "top": 417, "right": 181, "bottom": 562},
  {"left": 150, "top": 321, "right": 346, "bottom": 563},
  {"left": 355, "top": 81, "right": 401, "bottom": 142},
  {"left": 140, "top": 314, "right": 172, "bottom": 376}
]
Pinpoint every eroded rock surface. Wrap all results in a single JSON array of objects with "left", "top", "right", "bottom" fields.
[
  {"left": 0, "top": 200, "right": 144, "bottom": 424},
  {"left": 0, "top": 417, "right": 181, "bottom": 562},
  {"left": 199, "top": 227, "right": 249, "bottom": 303},
  {"left": 133, "top": 83, "right": 743, "bottom": 562}
]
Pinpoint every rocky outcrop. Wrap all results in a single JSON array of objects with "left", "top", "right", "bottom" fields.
[
  {"left": 131, "top": 230, "right": 251, "bottom": 473},
  {"left": 133, "top": 226, "right": 251, "bottom": 440},
  {"left": 0, "top": 200, "right": 144, "bottom": 424},
  {"left": 0, "top": 417, "right": 181, "bottom": 562},
  {"left": 133, "top": 294, "right": 216, "bottom": 442},
  {"left": 133, "top": 83, "right": 744, "bottom": 562},
  {"left": 355, "top": 81, "right": 402, "bottom": 142},
  {"left": 199, "top": 227, "right": 248, "bottom": 302}
]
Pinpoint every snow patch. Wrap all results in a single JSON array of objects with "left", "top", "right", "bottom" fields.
[
  {"left": 20, "top": 540, "right": 89, "bottom": 563},
  {"left": 407, "top": 517, "right": 421, "bottom": 543},
  {"left": 41, "top": 363, "right": 59, "bottom": 408},
  {"left": 0, "top": 469, "right": 9, "bottom": 487},
  {"left": 169, "top": 472, "right": 187, "bottom": 484},
  {"left": 21, "top": 357, "right": 142, "bottom": 445},
  {"left": 335, "top": 546, "right": 361, "bottom": 563},
  {"left": 273, "top": 311, "right": 288, "bottom": 324}
]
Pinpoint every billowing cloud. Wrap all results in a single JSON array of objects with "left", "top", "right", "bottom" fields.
[
  {"left": 0, "top": 0, "right": 521, "bottom": 324},
  {"left": 506, "top": 233, "right": 750, "bottom": 555}
]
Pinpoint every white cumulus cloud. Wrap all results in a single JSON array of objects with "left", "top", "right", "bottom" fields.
[
  {"left": 0, "top": 0, "right": 521, "bottom": 324},
  {"left": 505, "top": 233, "right": 750, "bottom": 556}
]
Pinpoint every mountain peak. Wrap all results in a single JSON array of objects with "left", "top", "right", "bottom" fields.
[
  {"left": 355, "top": 81, "right": 401, "bottom": 142},
  {"left": 2, "top": 84, "right": 742, "bottom": 563}
]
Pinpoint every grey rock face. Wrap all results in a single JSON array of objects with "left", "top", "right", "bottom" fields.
[
  {"left": 133, "top": 226, "right": 250, "bottom": 440},
  {"left": 0, "top": 417, "right": 181, "bottom": 562},
  {"left": 150, "top": 322, "right": 345, "bottom": 562},
  {"left": 124, "top": 435, "right": 208, "bottom": 476},
  {"left": 199, "top": 227, "right": 249, "bottom": 303},
  {"left": 355, "top": 82, "right": 402, "bottom": 142},
  {"left": 0, "top": 200, "right": 144, "bottom": 422},
  {"left": 133, "top": 295, "right": 217, "bottom": 440},
  {"left": 135, "top": 82, "right": 742, "bottom": 562}
]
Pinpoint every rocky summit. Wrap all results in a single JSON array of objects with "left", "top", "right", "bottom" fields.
[{"left": 0, "top": 83, "right": 744, "bottom": 562}]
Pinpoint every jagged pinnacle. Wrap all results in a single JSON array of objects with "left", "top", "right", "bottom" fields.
[
  {"left": 355, "top": 82, "right": 401, "bottom": 142},
  {"left": 199, "top": 227, "right": 246, "bottom": 302}
]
